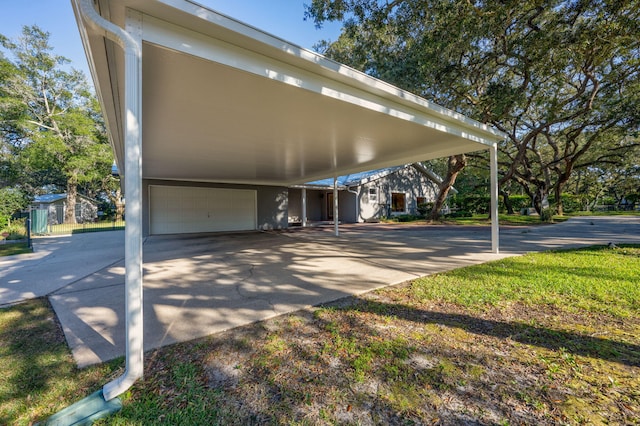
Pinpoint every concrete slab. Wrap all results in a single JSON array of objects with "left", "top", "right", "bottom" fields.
[
  {"left": 38, "top": 216, "right": 640, "bottom": 366},
  {"left": 0, "top": 231, "right": 124, "bottom": 306}
]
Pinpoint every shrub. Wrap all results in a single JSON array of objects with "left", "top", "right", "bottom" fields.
[
  {"left": 1, "top": 219, "right": 27, "bottom": 240},
  {"left": 559, "top": 194, "right": 582, "bottom": 213},
  {"left": 0, "top": 188, "right": 28, "bottom": 229},
  {"left": 445, "top": 210, "right": 472, "bottom": 218},
  {"left": 451, "top": 194, "right": 490, "bottom": 214},
  {"left": 417, "top": 202, "right": 433, "bottom": 217},
  {"left": 540, "top": 208, "right": 554, "bottom": 222},
  {"left": 506, "top": 195, "right": 530, "bottom": 212},
  {"left": 395, "top": 214, "right": 421, "bottom": 222}
]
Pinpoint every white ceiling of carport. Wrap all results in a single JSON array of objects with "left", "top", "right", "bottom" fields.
[{"left": 76, "top": 0, "right": 505, "bottom": 186}]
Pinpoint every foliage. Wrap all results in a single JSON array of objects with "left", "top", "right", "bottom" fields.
[
  {"left": 450, "top": 194, "right": 491, "bottom": 215},
  {"left": 0, "top": 187, "right": 27, "bottom": 228},
  {"left": 506, "top": 194, "right": 530, "bottom": 212},
  {"left": 416, "top": 202, "right": 432, "bottom": 216},
  {"left": 0, "top": 26, "right": 113, "bottom": 223},
  {"left": 1, "top": 218, "right": 27, "bottom": 240},
  {"left": 306, "top": 0, "right": 640, "bottom": 217}
]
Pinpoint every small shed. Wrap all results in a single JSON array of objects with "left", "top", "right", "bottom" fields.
[{"left": 33, "top": 193, "right": 99, "bottom": 225}]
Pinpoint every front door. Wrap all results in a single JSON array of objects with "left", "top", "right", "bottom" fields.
[{"left": 327, "top": 193, "right": 334, "bottom": 220}]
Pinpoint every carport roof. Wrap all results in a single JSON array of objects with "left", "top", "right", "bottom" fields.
[{"left": 73, "top": 0, "right": 505, "bottom": 187}]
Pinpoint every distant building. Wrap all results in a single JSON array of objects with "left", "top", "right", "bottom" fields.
[
  {"left": 288, "top": 163, "right": 449, "bottom": 224},
  {"left": 33, "top": 193, "right": 99, "bottom": 224}
]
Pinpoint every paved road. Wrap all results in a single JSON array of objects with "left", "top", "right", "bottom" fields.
[{"left": 1, "top": 216, "right": 638, "bottom": 367}]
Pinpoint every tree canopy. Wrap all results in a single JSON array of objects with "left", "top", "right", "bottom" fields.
[
  {"left": 306, "top": 0, "right": 640, "bottom": 217},
  {"left": 0, "top": 26, "right": 113, "bottom": 224}
]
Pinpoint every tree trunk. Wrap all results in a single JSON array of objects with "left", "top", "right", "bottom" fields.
[
  {"left": 501, "top": 190, "right": 514, "bottom": 215},
  {"left": 114, "top": 188, "right": 124, "bottom": 221},
  {"left": 430, "top": 154, "right": 467, "bottom": 220},
  {"left": 554, "top": 183, "right": 564, "bottom": 216},
  {"left": 65, "top": 179, "right": 78, "bottom": 224}
]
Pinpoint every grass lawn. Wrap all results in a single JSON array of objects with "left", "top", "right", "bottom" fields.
[
  {"left": 382, "top": 213, "right": 571, "bottom": 226},
  {"left": 1, "top": 245, "right": 638, "bottom": 425},
  {"left": 0, "top": 242, "right": 32, "bottom": 257},
  {"left": 444, "top": 213, "right": 570, "bottom": 226}
]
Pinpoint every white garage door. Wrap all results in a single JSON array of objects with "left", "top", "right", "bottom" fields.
[{"left": 150, "top": 186, "right": 257, "bottom": 235}]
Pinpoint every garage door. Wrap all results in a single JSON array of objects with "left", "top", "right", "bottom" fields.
[{"left": 150, "top": 186, "right": 257, "bottom": 234}]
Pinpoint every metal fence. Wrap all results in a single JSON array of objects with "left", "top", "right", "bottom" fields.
[
  {"left": 32, "top": 218, "right": 125, "bottom": 236},
  {"left": 27, "top": 204, "right": 125, "bottom": 236}
]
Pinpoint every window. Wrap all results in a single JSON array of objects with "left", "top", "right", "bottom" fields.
[
  {"left": 368, "top": 187, "right": 377, "bottom": 203},
  {"left": 417, "top": 196, "right": 427, "bottom": 206},
  {"left": 391, "top": 193, "right": 406, "bottom": 212}
]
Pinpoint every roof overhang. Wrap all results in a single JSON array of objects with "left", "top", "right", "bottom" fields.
[{"left": 73, "top": 0, "right": 506, "bottom": 187}]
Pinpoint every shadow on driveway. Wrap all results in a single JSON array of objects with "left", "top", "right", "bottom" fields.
[{"left": 46, "top": 216, "right": 640, "bottom": 367}]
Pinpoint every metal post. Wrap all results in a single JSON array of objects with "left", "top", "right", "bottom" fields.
[
  {"left": 490, "top": 142, "right": 500, "bottom": 254},
  {"left": 333, "top": 177, "right": 339, "bottom": 236},
  {"left": 26, "top": 219, "right": 32, "bottom": 249},
  {"left": 301, "top": 188, "right": 307, "bottom": 227}
]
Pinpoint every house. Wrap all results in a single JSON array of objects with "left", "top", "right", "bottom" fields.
[
  {"left": 289, "top": 163, "right": 449, "bottom": 224},
  {"left": 33, "top": 193, "right": 99, "bottom": 224},
  {"left": 71, "top": 0, "right": 505, "bottom": 400}
]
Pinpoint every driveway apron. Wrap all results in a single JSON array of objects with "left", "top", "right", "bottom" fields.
[{"left": 25, "top": 216, "right": 640, "bottom": 367}]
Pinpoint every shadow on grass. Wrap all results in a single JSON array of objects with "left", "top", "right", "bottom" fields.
[
  {"left": 326, "top": 298, "right": 640, "bottom": 367},
  {"left": 0, "top": 299, "right": 72, "bottom": 424}
]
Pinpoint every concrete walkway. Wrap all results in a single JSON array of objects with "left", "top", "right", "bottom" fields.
[
  {"left": 2, "top": 216, "right": 639, "bottom": 367},
  {"left": 0, "top": 231, "right": 124, "bottom": 306}
]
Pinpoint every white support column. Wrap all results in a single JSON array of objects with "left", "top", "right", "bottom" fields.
[
  {"left": 301, "top": 188, "right": 307, "bottom": 227},
  {"left": 78, "top": 0, "right": 144, "bottom": 400},
  {"left": 490, "top": 142, "right": 500, "bottom": 254},
  {"left": 333, "top": 177, "right": 339, "bottom": 236}
]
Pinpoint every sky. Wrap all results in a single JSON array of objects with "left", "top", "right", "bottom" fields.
[{"left": 0, "top": 0, "right": 343, "bottom": 81}]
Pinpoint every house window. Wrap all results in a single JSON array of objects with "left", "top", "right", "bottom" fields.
[
  {"left": 417, "top": 196, "right": 427, "bottom": 206},
  {"left": 391, "top": 193, "right": 406, "bottom": 212},
  {"left": 368, "top": 187, "right": 377, "bottom": 203}
]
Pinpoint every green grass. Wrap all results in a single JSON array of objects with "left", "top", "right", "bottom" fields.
[
  {"left": 383, "top": 213, "right": 571, "bottom": 226},
  {"left": 410, "top": 245, "right": 640, "bottom": 317},
  {"left": 0, "top": 242, "right": 32, "bottom": 257},
  {"left": 0, "top": 299, "right": 121, "bottom": 425},
  {"left": 568, "top": 210, "right": 640, "bottom": 216},
  {"left": 444, "top": 213, "right": 570, "bottom": 226},
  {"left": 2, "top": 245, "right": 639, "bottom": 425}
]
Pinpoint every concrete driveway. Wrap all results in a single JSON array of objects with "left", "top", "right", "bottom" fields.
[{"left": 3, "top": 216, "right": 639, "bottom": 367}]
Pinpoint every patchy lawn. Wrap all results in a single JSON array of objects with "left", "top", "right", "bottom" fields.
[
  {"left": 0, "top": 242, "right": 32, "bottom": 257},
  {"left": 2, "top": 246, "right": 639, "bottom": 425},
  {"left": 0, "top": 299, "right": 121, "bottom": 425}
]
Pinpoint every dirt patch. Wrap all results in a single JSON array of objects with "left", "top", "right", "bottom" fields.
[{"left": 130, "top": 288, "right": 639, "bottom": 425}]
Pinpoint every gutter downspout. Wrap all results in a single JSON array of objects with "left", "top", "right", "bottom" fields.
[{"left": 77, "top": 0, "right": 144, "bottom": 401}]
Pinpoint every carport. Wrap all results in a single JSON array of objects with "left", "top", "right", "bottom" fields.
[{"left": 72, "top": 0, "right": 505, "bottom": 400}]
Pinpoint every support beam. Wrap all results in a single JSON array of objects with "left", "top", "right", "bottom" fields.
[
  {"left": 78, "top": 0, "right": 144, "bottom": 400},
  {"left": 490, "top": 142, "right": 500, "bottom": 254},
  {"left": 333, "top": 177, "right": 339, "bottom": 236},
  {"left": 301, "top": 188, "right": 307, "bottom": 227}
]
